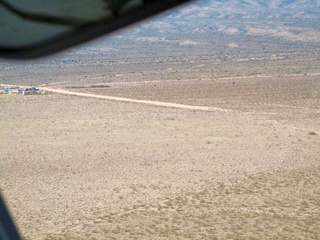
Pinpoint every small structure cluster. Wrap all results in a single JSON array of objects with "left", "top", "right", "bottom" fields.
[{"left": 0, "top": 86, "right": 43, "bottom": 95}]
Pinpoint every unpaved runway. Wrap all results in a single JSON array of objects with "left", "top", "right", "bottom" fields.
[
  {"left": 44, "top": 87, "right": 236, "bottom": 112},
  {"left": 2, "top": 84, "right": 233, "bottom": 112}
]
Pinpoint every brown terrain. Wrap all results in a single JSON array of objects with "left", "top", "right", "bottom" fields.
[
  {"left": 1, "top": 69, "right": 320, "bottom": 239},
  {"left": 0, "top": 17, "right": 320, "bottom": 239}
]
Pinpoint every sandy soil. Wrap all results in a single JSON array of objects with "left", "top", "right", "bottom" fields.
[
  {"left": 66, "top": 74, "right": 320, "bottom": 112},
  {"left": 1, "top": 74, "right": 319, "bottom": 239}
]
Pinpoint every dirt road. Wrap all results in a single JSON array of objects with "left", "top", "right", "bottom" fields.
[{"left": 1, "top": 84, "right": 232, "bottom": 112}]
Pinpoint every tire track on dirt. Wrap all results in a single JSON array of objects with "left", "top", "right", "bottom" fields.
[
  {"left": 41, "top": 87, "right": 233, "bottom": 112},
  {"left": 39, "top": 87, "right": 319, "bottom": 134}
]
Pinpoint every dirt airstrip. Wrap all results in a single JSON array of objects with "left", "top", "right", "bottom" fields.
[{"left": 1, "top": 75, "right": 320, "bottom": 239}]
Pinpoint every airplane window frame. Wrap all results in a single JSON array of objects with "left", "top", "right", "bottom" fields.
[{"left": 0, "top": 0, "right": 194, "bottom": 59}]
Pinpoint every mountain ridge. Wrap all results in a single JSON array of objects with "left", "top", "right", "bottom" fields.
[{"left": 175, "top": 0, "right": 320, "bottom": 19}]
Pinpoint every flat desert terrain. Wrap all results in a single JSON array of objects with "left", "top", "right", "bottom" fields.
[
  {"left": 1, "top": 73, "right": 319, "bottom": 239},
  {"left": 1, "top": 16, "right": 320, "bottom": 239}
]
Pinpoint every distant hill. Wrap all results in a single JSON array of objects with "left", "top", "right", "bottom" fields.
[
  {"left": 143, "top": 0, "right": 320, "bottom": 31},
  {"left": 123, "top": 0, "right": 320, "bottom": 43},
  {"left": 173, "top": 0, "right": 320, "bottom": 19}
]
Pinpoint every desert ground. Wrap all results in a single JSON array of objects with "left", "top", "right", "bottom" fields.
[
  {"left": 1, "top": 70, "right": 319, "bottom": 239},
  {"left": 1, "top": 16, "right": 320, "bottom": 239}
]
